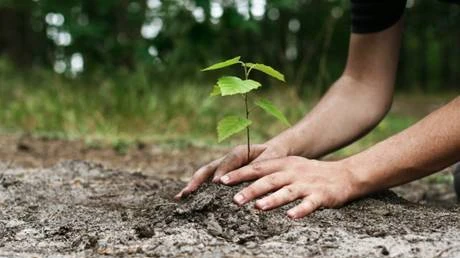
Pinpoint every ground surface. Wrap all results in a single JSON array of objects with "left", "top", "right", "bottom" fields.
[
  {"left": 0, "top": 136, "right": 459, "bottom": 257},
  {"left": 0, "top": 134, "right": 457, "bottom": 205}
]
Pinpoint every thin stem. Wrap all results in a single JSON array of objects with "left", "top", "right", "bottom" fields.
[
  {"left": 241, "top": 61, "right": 251, "bottom": 162},
  {"left": 240, "top": 61, "right": 248, "bottom": 77},
  {"left": 245, "top": 92, "right": 250, "bottom": 162},
  {"left": 247, "top": 64, "right": 255, "bottom": 77}
]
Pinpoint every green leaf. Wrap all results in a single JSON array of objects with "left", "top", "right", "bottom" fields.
[
  {"left": 202, "top": 56, "right": 241, "bottom": 71},
  {"left": 210, "top": 85, "right": 221, "bottom": 96},
  {"left": 255, "top": 98, "right": 291, "bottom": 126},
  {"left": 217, "top": 116, "right": 252, "bottom": 142},
  {"left": 217, "top": 76, "right": 261, "bottom": 96},
  {"left": 246, "top": 63, "right": 285, "bottom": 82}
]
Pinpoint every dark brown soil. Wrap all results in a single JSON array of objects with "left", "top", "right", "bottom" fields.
[{"left": 1, "top": 160, "right": 459, "bottom": 257}]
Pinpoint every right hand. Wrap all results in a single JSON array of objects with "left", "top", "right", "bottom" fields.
[{"left": 175, "top": 143, "right": 289, "bottom": 199}]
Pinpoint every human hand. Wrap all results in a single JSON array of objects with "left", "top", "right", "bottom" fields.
[
  {"left": 219, "top": 156, "right": 360, "bottom": 219},
  {"left": 175, "top": 143, "right": 289, "bottom": 199}
]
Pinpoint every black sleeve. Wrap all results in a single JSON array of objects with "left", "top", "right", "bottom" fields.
[
  {"left": 439, "top": 0, "right": 460, "bottom": 4},
  {"left": 351, "top": 0, "right": 407, "bottom": 34}
]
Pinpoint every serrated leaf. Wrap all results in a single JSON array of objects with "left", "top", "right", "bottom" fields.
[
  {"left": 217, "top": 116, "right": 252, "bottom": 142},
  {"left": 255, "top": 98, "right": 291, "bottom": 126},
  {"left": 202, "top": 56, "right": 241, "bottom": 71},
  {"left": 246, "top": 63, "right": 285, "bottom": 82},
  {"left": 210, "top": 85, "right": 221, "bottom": 96},
  {"left": 217, "top": 76, "right": 261, "bottom": 96}
]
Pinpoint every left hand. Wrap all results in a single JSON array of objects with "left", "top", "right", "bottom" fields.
[{"left": 219, "top": 156, "right": 360, "bottom": 219}]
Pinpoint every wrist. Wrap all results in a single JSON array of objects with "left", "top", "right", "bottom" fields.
[
  {"left": 340, "top": 156, "right": 375, "bottom": 200},
  {"left": 265, "top": 128, "right": 298, "bottom": 156}
]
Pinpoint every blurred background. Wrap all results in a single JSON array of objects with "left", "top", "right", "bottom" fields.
[{"left": 0, "top": 0, "right": 459, "bottom": 156}]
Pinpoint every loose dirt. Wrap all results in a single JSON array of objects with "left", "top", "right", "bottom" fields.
[
  {"left": 0, "top": 134, "right": 457, "bottom": 205},
  {"left": 1, "top": 160, "right": 459, "bottom": 257},
  {"left": 0, "top": 134, "right": 226, "bottom": 180}
]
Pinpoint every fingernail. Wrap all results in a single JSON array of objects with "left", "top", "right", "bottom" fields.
[
  {"left": 256, "top": 200, "right": 268, "bottom": 210},
  {"left": 212, "top": 176, "right": 220, "bottom": 183},
  {"left": 234, "top": 193, "right": 246, "bottom": 205},
  {"left": 287, "top": 210, "right": 297, "bottom": 219},
  {"left": 180, "top": 188, "right": 190, "bottom": 197},
  {"left": 220, "top": 175, "right": 230, "bottom": 184},
  {"left": 175, "top": 189, "right": 185, "bottom": 199}
]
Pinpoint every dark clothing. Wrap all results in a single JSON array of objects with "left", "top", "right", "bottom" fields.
[{"left": 351, "top": 0, "right": 460, "bottom": 34}]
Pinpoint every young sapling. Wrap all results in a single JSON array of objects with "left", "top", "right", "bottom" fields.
[{"left": 202, "top": 56, "right": 291, "bottom": 161}]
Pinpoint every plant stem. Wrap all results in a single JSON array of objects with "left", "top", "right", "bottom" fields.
[
  {"left": 245, "top": 92, "right": 250, "bottom": 162},
  {"left": 241, "top": 62, "right": 253, "bottom": 162},
  {"left": 241, "top": 62, "right": 251, "bottom": 162}
]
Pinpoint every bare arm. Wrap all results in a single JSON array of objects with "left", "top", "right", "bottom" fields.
[
  {"left": 269, "top": 19, "right": 403, "bottom": 158},
  {"left": 176, "top": 19, "right": 404, "bottom": 198},
  {"left": 219, "top": 96, "right": 460, "bottom": 219},
  {"left": 345, "top": 96, "right": 460, "bottom": 197}
]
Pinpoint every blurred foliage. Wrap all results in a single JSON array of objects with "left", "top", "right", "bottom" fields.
[
  {"left": 0, "top": 60, "right": 430, "bottom": 155},
  {"left": 0, "top": 0, "right": 459, "bottom": 94}
]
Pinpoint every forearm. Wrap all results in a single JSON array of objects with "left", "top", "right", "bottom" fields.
[
  {"left": 267, "top": 75, "right": 392, "bottom": 158},
  {"left": 345, "top": 97, "right": 460, "bottom": 197},
  {"left": 267, "top": 19, "right": 402, "bottom": 159}
]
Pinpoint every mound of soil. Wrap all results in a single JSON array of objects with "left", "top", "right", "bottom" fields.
[{"left": 0, "top": 161, "right": 459, "bottom": 257}]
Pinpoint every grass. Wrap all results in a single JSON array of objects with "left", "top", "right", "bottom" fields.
[
  {"left": 0, "top": 59, "right": 456, "bottom": 158},
  {"left": 0, "top": 60, "right": 308, "bottom": 146}
]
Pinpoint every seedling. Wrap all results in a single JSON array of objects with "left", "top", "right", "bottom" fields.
[{"left": 202, "top": 56, "right": 291, "bottom": 160}]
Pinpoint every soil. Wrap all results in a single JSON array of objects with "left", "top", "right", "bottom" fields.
[
  {"left": 0, "top": 135, "right": 459, "bottom": 257},
  {"left": 0, "top": 134, "right": 227, "bottom": 180},
  {"left": 0, "top": 134, "right": 457, "bottom": 205},
  {"left": 0, "top": 160, "right": 459, "bottom": 258}
]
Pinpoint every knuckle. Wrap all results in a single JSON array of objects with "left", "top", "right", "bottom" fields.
[
  {"left": 265, "top": 174, "right": 279, "bottom": 188},
  {"left": 225, "top": 171, "right": 238, "bottom": 180},
  {"left": 307, "top": 198, "right": 321, "bottom": 209},
  {"left": 244, "top": 186, "right": 257, "bottom": 197},
  {"left": 250, "top": 162, "right": 264, "bottom": 173},
  {"left": 284, "top": 185, "right": 296, "bottom": 195}
]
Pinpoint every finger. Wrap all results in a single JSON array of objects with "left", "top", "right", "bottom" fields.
[
  {"left": 175, "top": 157, "right": 223, "bottom": 199},
  {"left": 255, "top": 185, "right": 302, "bottom": 211},
  {"left": 233, "top": 172, "right": 291, "bottom": 205},
  {"left": 220, "top": 157, "right": 288, "bottom": 185},
  {"left": 287, "top": 194, "right": 322, "bottom": 219},
  {"left": 213, "top": 144, "right": 266, "bottom": 182}
]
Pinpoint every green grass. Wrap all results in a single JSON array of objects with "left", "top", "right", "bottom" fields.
[
  {"left": 0, "top": 60, "right": 309, "bottom": 146},
  {"left": 0, "top": 59, "right": 453, "bottom": 157}
]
